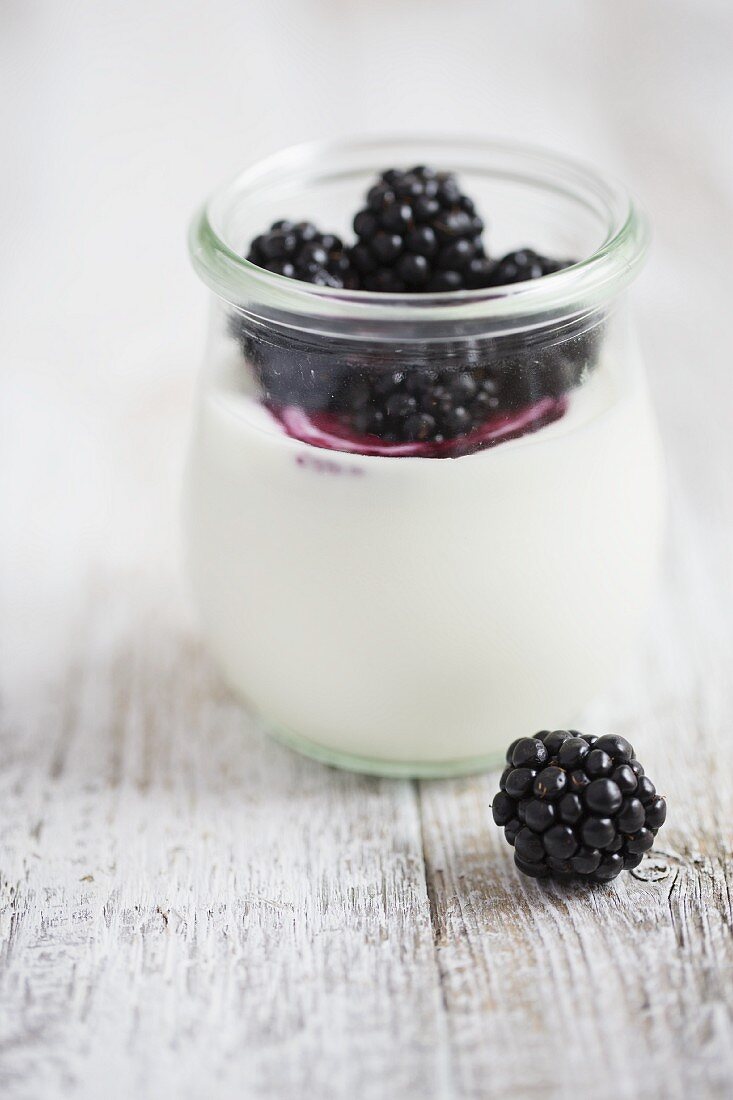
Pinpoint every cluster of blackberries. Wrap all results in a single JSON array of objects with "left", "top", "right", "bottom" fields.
[
  {"left": 243, "top": 166, "right": 574, "bottom": 295},
  {"left": 492, "top": 731, "right": 667, "bottom": 884},
  {"left": 233, "top": 318, "right": 599, "bottom": 448},
  {"left": 232, "top": 165, "right": 597, "bottom": 452},
  {"left": 329, "top": 364, "right": 502, "bottom": 444}
]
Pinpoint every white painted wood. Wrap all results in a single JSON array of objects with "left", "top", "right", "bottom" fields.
[
  {"left": 0, "top": 588, "right": 454, "bottom": 1099},
  {"left": 2, "top": 3, "right": 733, "bottom": 1097}
]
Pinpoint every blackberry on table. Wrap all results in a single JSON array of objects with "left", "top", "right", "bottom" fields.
[{"left": 491, "top": 730, "right": 667, "bottom": 884}]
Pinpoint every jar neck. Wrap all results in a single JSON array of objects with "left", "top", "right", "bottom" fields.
[{"left": 190, "top": 137, "right": 649, "bottom": 343}]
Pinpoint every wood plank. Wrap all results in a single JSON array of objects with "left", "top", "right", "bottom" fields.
[
  {"left": 418, "top": 497, "right": 733, "bottom": 1100},
  {"left": 0, "top": 584, "right": 450, "bottom": 1100}
]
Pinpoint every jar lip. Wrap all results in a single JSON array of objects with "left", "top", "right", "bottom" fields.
[{"left": 189, "top": 135, "right": 650, "bottom": 326}]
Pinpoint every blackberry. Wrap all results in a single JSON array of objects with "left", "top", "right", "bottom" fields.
[
  {"left": 231, "top": 221, "right": 359, "bottom": 410},
  {"left": 351, "top": 166, "right": 494, "bottom": 292},
  {"left": 230, "top": 323, "right": 350, "bottom": 411},
  {"left": 491, "top": 732, "right": 666, "bottom": 884},
  {"left": 489, "top": 248, "right": 573, "bottom": 286},
  {"left": 246, "top": 220, "right": 358, "bottom": 288},
  {"left": 326, "top": 359, "right": 513, "bottom": 448}
]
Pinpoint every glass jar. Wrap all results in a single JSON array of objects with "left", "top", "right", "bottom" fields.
[{"left": 186, "top": 137, "right": 664, "bottom": 778}]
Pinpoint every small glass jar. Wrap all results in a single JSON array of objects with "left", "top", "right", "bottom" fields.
[{"left": 186, "top": 137, "right": 664, "bottom": 777}]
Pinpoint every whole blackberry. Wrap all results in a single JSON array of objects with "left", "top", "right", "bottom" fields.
[
  {"left": 350, "top": 166, "right": 495, "bottom": 292},
  {"left": 231, "top": 323, "right": 350, "bottom": 412},
  {"left": 246, "top": 220, "right": 358, "bottom": 288},
  {"left": 328, "top": 360, "right": 507, "bottom": 445},
  {"left": 492, "top": 732, "right": 666, "bottom": 884},
  {"left": 489, "top": 248, "right": 573, "bottom": 286}
]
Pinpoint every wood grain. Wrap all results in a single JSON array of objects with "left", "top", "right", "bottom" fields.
[
  {"left": 1, "top": 484, "right": 731, "bottom": 1100},
  {"left": 1, "top": 375, "right": 732, "bottom": 1100},
  {"left": 0, "top": 589, "right": 450, "bottom": 1099},
  {"left": 2, "top": 333, "right": 732, "bottom": 1100},
  {"left": 417, "top": 485, "right": 733, "bottom": 1100}
]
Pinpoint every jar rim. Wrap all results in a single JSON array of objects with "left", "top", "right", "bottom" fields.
[{"left": 189, "top": 136, "right": 649, "bottom": 331}]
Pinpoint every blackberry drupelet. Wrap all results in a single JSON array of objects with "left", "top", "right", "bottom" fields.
[
  {"left": 246, "top": 220, "right": 359, "bottom": 289},
  {"left": 491, "top": 730, "right": 667, "bottom": 884},
  {"left": 351, "top": 166, "right": 494, "bottom": 292}
]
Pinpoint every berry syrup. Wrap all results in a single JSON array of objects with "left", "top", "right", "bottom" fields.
[{"left": 269, "top": 396, "right": 568, "bottom": 459}]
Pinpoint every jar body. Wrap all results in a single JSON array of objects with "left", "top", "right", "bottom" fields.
[{"left": 185, "top": 140, "right": 665, "bottom": 776}]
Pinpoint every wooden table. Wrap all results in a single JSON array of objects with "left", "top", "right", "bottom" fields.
[{"left": 2, "top": 351, "right": 731, "bottom": 1099}]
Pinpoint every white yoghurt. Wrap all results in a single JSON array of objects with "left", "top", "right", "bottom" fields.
[{"left": 185, "top": 349, "right": 664, "bottom": 770}]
